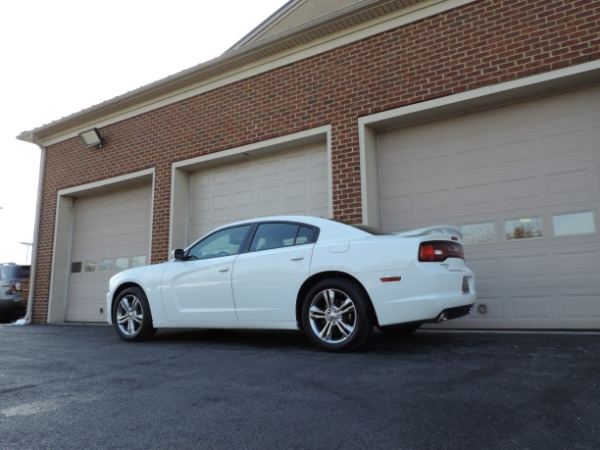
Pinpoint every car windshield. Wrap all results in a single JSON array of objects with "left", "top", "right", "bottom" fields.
[{"left": 187, "top": 225, "right": 252, "bottom": 260}]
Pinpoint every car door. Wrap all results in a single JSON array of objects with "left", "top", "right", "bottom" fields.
[
  {"left": 161, "top": 224, "right": 252, "bottom": 323},
  {"left": 232, "top": 222, "right": 317, "bottom": 323}
]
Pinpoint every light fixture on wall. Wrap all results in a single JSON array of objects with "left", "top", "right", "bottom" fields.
[{"left": 79, "top": 128, "right": 104, "bottom": 148}]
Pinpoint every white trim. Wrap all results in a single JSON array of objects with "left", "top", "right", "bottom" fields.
[
  {"left": 359, "top": 60, "right": 600, "bottom": 225},
  {"left": 47, "top": 169, "right": 155, "bottom": 323},
  {"left": 169, "top": 126, "right": 332, "bottom": 256},
  {"left": 57, "top": 168, "right": 155, "bottom": 197}
]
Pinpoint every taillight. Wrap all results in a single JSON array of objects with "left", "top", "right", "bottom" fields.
[{"left": 419, "top": 241, "right": 464, "bottom": 262}]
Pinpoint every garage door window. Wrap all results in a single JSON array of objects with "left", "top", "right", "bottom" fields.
[
  {"left": 505, "top": 217, "right": 544, "bottom": 240},
  {"left": 116, "top": 258, "right": 129, "bottom": 271},
  {"left": 132, "top": 256, "right": 146, "bottom": 268},
  {"left": 100, "top": 259, "right": 113, "bottom": 271},
  {"left": 461, "top": 222, "right": 497, "bottom": 245},
  {"left": 553, "top": 211, "right": 596, "bottom": 237}
]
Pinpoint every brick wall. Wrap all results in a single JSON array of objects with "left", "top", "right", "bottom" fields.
[{"left": 31, "top": 0, "right": 600, "bottom": 323}]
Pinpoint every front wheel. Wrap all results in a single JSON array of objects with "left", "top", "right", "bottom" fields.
[
  {"left": 301, "top": 279, "right": 373, "bottom": 352},
  {"left": 112, "top": 287, "right": 156, "bottom": 342}
]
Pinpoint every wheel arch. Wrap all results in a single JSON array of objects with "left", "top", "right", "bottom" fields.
[
  {"left": 295, "top": 271, "right": 379, "bottom": 329},
  {"left": 110, "top": 282, "right": 144, "bottom": 315}
]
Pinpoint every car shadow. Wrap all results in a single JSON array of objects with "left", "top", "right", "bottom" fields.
[{"left": 149, "top": 327, "right": 477, "bottom": 354}]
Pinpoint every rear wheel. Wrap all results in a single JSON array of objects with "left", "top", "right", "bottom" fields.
[
  {"left": 112, "top": 287, "right": 156, "bottom": 342},
  {"left": 301, "top": 279, "right": 372, "bottom": 352}
]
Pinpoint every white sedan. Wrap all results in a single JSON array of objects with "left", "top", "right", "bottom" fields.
[{"left": 107, "top": 216, "right": 475, "bottom": 351}]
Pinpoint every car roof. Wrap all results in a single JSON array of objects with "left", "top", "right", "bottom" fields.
[{"left": 216, "top": 215, "right": 371, "bottom": 242}]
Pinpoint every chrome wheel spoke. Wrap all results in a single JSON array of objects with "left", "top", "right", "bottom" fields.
[
  {"left": 308, "top": 288, "right": 357, "bottom": 344},
  {"left": 324, "top": 289, "right": 335, "bottom": 309},
  {"left": 335, "top": 320, "right": 354, "bottom": 337},
  {"left": 337, "top": 298, "right": 355, "bottom": 316},
  {"left": 319, "top": 321, "right": 333, "bottom": 340},
  {"left": 117, "top": 295, "right": 143, "bottom": 336},
  {"left": 309, "top": 305, "right": 326, "bottom": 320}
]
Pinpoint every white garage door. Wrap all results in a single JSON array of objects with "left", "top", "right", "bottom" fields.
[
  {"left": 189, "top": 144, "right": 329, "bottom": 242},
  {"left": 377, "top": 84, "right": 600, "bottom": 329},
  {"left": 67, "top": 184, "right": 152, "bottom": 322}
]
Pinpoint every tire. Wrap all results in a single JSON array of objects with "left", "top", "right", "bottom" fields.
[
  {"left": 112, "top": 287, "right": 156, "bottom": 342},
  {"left": 379, "top": 322, "right": 422, "bottom": 336},
  {"left": 301, "top": 278, "right": 373, "bottom": 352}
]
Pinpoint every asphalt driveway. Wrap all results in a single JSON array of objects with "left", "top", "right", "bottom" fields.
[{"left": 0, "top": 324, "right": 598, "bottom": 449}]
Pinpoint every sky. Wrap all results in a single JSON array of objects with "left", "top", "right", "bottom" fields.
[{"left": 0, "top": 0, "right": 289, "bottom": 264}]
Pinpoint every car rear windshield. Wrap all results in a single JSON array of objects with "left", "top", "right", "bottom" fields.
[{"left": 350, "top": 224, "right": 391, "bottom": 235}]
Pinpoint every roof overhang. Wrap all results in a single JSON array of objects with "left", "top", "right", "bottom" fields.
[{"left": 18, "top": 0, "right": 474, "bottom": 147}]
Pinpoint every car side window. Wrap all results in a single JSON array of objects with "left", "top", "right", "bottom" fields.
[
  {"left": 250, "top": 223, "right": 317, "bottom": 252},
  {"left": 296, "top": 226, "right": 316, "bottom": 245},
  {"left": 187, "top": 225, "right": 251, "bottom": 260}
]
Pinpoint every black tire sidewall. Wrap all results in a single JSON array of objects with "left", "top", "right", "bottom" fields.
[{"left": 301, "top": 278, "right": 372, "bottom": 352}]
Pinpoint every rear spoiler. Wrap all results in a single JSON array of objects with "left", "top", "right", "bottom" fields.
[{"left": 394, "top": 225, "right": 463, "bottom": 242}]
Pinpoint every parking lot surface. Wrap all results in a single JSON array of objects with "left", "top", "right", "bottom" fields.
[{"left": 0, "top": 324, "right": 598, "bottom": 450}]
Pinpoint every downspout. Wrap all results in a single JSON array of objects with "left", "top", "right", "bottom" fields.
[{"left": 24, "top": 143, "right": 46, "bottom": 325}]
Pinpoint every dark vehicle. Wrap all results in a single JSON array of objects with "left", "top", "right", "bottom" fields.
[{"left": 0, "top": 263, "right": 30, "bottom": 323}]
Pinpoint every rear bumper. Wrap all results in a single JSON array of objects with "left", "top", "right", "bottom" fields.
[
  {"left": 365, "top": 260, "right": 476, "bottom": 327},
  {"left": 424, "top": 304, "right": 474, "bottom": 324}
]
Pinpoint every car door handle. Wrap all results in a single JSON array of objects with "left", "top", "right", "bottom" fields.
[
  {"left": 218, "top": 267, "right": 230, "bottom": 273},
  {"left": 290, "top": 257, "right": 304, "bottom": 261}
]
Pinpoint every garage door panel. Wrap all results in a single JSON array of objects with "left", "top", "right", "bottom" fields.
[
  {"left": 189, "top": 143, "right": 328, "bottom": 242},
  {"left": 511, "top": 295, "right": 554, "bottom": 321},
  {"left": 455, "top": 145, "right": 491, "bottom": 173},
  {"left": 546, "top": 166, "right": 591, "bottom": 197},
  {"left": 284, "top": 181, "right": 307, "bottom": 200},
  {"left": 312, "top": 176, "right": 328, "bottom": 196},
  {"left": 213, "top": 193, "right": 232, "bottom": 210},
  {"left": 284, "top": 153, "right": 308, "bottom": 172},
  {"left": 542, "top": 127, "right": 587, "bottom": 159},
  {"left": 412, "top": 152, "right": 451, "bottom": 181},
  {"left": 498, "top": 174, "right": 541, "bottom": 203},
  {"left": 67, "top": 184, "right": 152, "bottom": 323},
  {"left": 554, "top": 247, "right": 600, "bottom": 279},
  {"left": 457, "top": 182, "right": 495, "bottom": 208},
  {"left": 377, "top": 84, "right": 600, "bottom": 329},
  {"left": 503, "top": 253, "right": 549, "bottom": 282},
  {"left": 235, "top": 165, "right": 255, "bottom": 181},
  {"left": 417, "top": 188, "right": 452, "bottom": 213},
  {"left": 495, "top": 137, "right": 537, "bottom": 169},
  {"left": 563, "top": 294, "right": 600, "bottom": 320},
  {"left": 234, "top": 190, "right": 254, "bottom": 207},
  {"left": 258, "top": 186, "right": 279, "bottom": 204}
]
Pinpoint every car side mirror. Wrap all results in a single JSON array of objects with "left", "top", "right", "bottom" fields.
[{"left": 172, "top": 249, "right": 185, "bottom": 260}]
